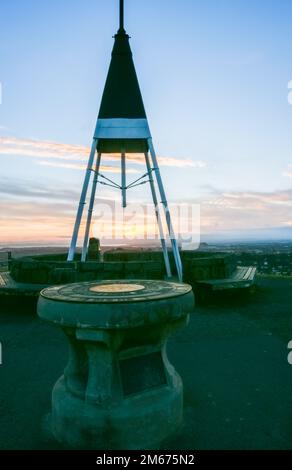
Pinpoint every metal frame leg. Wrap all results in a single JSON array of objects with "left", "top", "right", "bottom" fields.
[
  {"left": 81, "top": 152, "right": 102, "bottom": 262},
  {"left": 145, "top": 153, "right": 172, "bottom": 278},
  {"left": 121, "top": 152, "right": 126, "bottom": 208},
  {"left": 67, "top": 139, "right": 98, "bottom": 261},
  {"left": 147, "top": 138, "right": 183, "bottom": 282}
]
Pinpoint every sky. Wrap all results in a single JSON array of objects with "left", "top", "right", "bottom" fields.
[{"left": 0, "top": 0, "right": 292, "bottom": 246}]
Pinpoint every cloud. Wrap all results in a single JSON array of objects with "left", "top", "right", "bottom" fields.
[
  {"left": 0, "top": 177, "right": 79, "bottom": 201},
  {"left": 282, "top": 163, "right": 292, "bottom": 179},
  {"left": 283, "top": 171, "right": 292, "bottom": 179},
  {"left": 0, "top": 136, "right": 206, "bottom": 170},
  {"left": 0, "top": 200, "right": 74, "bottom": 245},
  {"left": 0, "top": 136, "right": 205, "bottom": 246},
  {"left": 37, "top": 160, "right": 139, "bottom": 174},
  {"left": 1, "top": 178, "right": 292, "bottom": 245},
  {"left": 0, "top": 178, "right": 122, "bottom": 245},
  {"left": 0, "top": 177, "right": 120, "bottom": 205},
  {"left": 199, "top": 188, "right": 292, "bottom": 234},
  {"left": 0, "top": 136, "right": 88, "bottom": 161}
]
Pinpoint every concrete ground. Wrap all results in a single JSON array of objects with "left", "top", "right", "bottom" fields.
[{"left": 0, "top": 277, "right": 292, "bottom": 450}]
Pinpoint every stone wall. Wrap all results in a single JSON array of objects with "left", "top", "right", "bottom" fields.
[{"left": 9, "top": 251, "right": 236, "bottom": 287}]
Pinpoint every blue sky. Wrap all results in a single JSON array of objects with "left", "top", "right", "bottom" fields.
[{"left": 0, "top": 0, "right": 292, "bottom": 245}]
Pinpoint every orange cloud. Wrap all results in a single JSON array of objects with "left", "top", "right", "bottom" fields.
[
  {"left": 1, "top": 183, "right": 292, "bottom": 246},
  {"left": 0, "top": 136, "right": 206, "bottom": 169},
  {"left": 37, "top": 160, "right": 139, "bottom": 174}
]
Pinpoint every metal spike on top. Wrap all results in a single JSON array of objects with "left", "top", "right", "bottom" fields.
[{"left": 119, "top": 0, "right": 125, "bottom": 32}]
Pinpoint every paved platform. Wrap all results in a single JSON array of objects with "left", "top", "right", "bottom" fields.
[{"left": 1, "top": 277, "right": 292, "bottom": 449}]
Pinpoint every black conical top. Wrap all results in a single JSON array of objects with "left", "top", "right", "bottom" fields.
[{"left": 98, "top": 25, "right": 147, "bottom": 119}]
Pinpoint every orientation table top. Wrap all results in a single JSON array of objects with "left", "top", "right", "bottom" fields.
[{"left": 40, "top": 279, "right": 193, "bottom": 304}]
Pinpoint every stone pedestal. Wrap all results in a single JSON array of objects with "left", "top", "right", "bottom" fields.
[
  {"left": 37, "top": 280, "right": 194, "bottom": 449},
  {"left": 87, "top": 237, "right": 100, "bottom": 261}
]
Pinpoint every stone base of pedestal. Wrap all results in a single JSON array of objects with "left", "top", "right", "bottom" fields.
[{"left": 51, "top": 374, "right": 183, "bottom": 449}]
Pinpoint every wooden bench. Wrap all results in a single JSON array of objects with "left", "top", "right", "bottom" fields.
[
  {"left": 0, "top": 273, "right": 6, "bottom": 287},
  {"left": 197, "top": 266, "right": 257, "bottom": 292}
]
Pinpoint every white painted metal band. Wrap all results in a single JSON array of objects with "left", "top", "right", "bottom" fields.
[{"left": 94, "top": 118, "right": 151, "bottom": 139}]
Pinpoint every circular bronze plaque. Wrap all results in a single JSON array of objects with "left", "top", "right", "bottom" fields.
[{"left": 90, "top": 283, "right": 145, "bottom": 293}]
